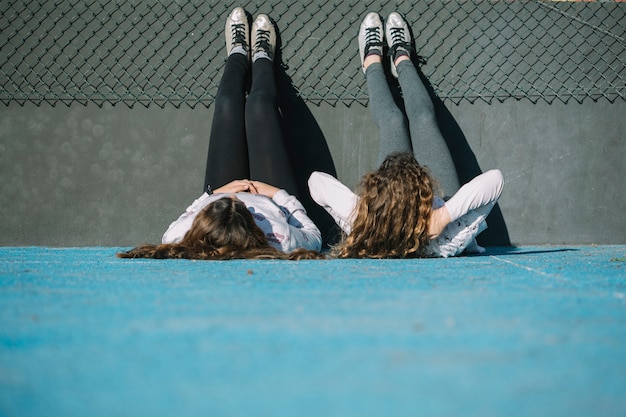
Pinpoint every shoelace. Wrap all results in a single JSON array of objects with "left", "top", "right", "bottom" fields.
[
  {"left": 254, "top": 29, "right": 271, "bottom": 54},
  {"left": 388, "top": 27, "right": 412, "bottom": 57},
  {"left": 231, "top": 23, "right": 248, "bottom": 48},
  {"left": 364, "top": 27, "right": 384, "bottom": 55}
]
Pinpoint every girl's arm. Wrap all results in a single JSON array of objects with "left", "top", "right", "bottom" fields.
[
  {"left": 249, "top": 180, "right": 322, "bottom": 250},
  {"left": 271, "top": 189, "right": 322, "bottom": 251},
  {"left": 428, "top": 170, "right": 504, "bottom": 252},
  {"left": 444, "top": 169, "right": 504, "bottom": 222},
  {"left": 161, "top": 192, "right": 215, "bottom": 244},
  {"left": 213, "top": 179, "right": 258, "bottom": 194},
  {"left": 307, "top": 171, "right": 359, "bottom": 234}
]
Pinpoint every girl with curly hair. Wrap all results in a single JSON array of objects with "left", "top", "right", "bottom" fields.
[{"left": 308, "top": 12, "right": 504, "bottom": 258}]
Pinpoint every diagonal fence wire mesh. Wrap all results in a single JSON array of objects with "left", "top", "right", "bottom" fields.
[{"left": 1, "top": 0, "right": 624, "bottom": 108}]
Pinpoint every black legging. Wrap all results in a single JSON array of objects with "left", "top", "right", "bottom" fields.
[{"left": 203, "top": 53, "right": 297, "bottom": 194}]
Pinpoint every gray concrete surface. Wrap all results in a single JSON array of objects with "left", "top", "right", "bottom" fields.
[{"left": 0, "top": 99, "right": 624, "bottom": 247}]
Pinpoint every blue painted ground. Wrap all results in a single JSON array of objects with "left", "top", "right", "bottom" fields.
[{"left": 1, "top": 246, "right": 625, "bottom": 417}]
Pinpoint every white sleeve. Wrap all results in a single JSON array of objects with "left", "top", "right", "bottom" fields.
[
  {"left": 272, "top": 189, "right": 322, "bottom": 251},
  {"left": 161, "top": 192, "right": 214, "bottom": 244},
  {"left": 308, "top": 171, "right": 359, "bottom": 234},
  {"left": 444, "top": 169, "right": 504, "bottom": 222}
]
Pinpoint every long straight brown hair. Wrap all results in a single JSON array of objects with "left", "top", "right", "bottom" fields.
[
  {"left": 333, "top": 152, "right": 436, "bottom": 258},
  {"left": 118, "top": 197, "right": 324, "bottom": 260}
]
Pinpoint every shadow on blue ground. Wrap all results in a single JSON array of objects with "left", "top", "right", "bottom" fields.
[
  {"left": 1, "top": 246, "right": 625, "bottom": 417},
  {"left": 468, "top": 246, "right": 579, "bottom": 256}
]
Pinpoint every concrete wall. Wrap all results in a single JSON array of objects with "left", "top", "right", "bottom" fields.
[{"left": 1, "top": 98, "right": 624, "bottom": 247}]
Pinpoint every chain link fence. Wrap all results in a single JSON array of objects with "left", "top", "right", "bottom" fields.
[{"left": 1, "top": 0, "right": 624, "bottom": 107}]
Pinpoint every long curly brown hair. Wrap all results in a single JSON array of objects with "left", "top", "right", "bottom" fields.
[
  {"left": 333, "top": 152, "right": 436, "bottom": 258},
  {"left": 118, "top": 197, "right": 324, "bottom": 260}
]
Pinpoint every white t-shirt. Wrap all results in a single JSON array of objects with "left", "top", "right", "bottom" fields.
[
  {"left": 308, "top": 169, "right": 504, "bottom": 257},
  {"left": 162, "top": 190, "right": 322, "bottom": 253}
]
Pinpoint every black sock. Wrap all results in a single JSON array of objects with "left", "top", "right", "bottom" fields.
[
  {"left": 393, "top": 49, "right": 409, "bottom": 62},
  {"left": 366, "top": 49, "right": 383, "bottom": 59}
]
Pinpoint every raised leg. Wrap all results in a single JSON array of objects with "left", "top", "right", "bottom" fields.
[
  {"left": 203, "top": 53, "right": 250, "bottom": 191},
  {"left": 396, "top": 57, "right": 460, "bottom": 195}
]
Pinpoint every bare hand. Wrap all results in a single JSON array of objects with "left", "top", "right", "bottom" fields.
[
  {"left": 213, "top": 180, "right": 258, "bottom": 194},
  {"left": 250, "top": 181, "right": 280, "bottom": 198}
]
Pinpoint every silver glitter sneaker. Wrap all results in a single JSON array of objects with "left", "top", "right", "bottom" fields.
[
  {"left": 358, "top": 12, "right": 384, "bottom": 74},
  {"left": 385, "top": 12, "right": 412, "bottom": 78},
  {"left": 251, "top": 14, "right": 276, "bottom": 62},
  {"left": 225, "top": 7, "right": 249, "bottom": 59}
]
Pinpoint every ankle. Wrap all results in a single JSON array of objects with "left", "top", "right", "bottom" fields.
[
  {"left": 393, "top": 54, "right": 410, "bottom": 68},
  {"left": 364, "top": 54, "right": 382, "bottom": 70},
  {"left": 252, "top": 51, "right": 272, "bottom": 62}
]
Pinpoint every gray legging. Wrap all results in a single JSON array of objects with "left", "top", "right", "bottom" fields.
[{"left": 365, "top": 61, "right": 460, "bottom": 195}]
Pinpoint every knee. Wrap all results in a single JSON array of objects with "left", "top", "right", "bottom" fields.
[
  {"left": 214, "top": 94, "right": 243, "bottom": 117},
  {"left": 384, "top": 108, "right": 407, "bottom": 132},
  {"left": 246, "top": 91, "right": 274, "bottom": 108},
  {"left": 246, "top": 93, "right": 275, "bottom": 119}
]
